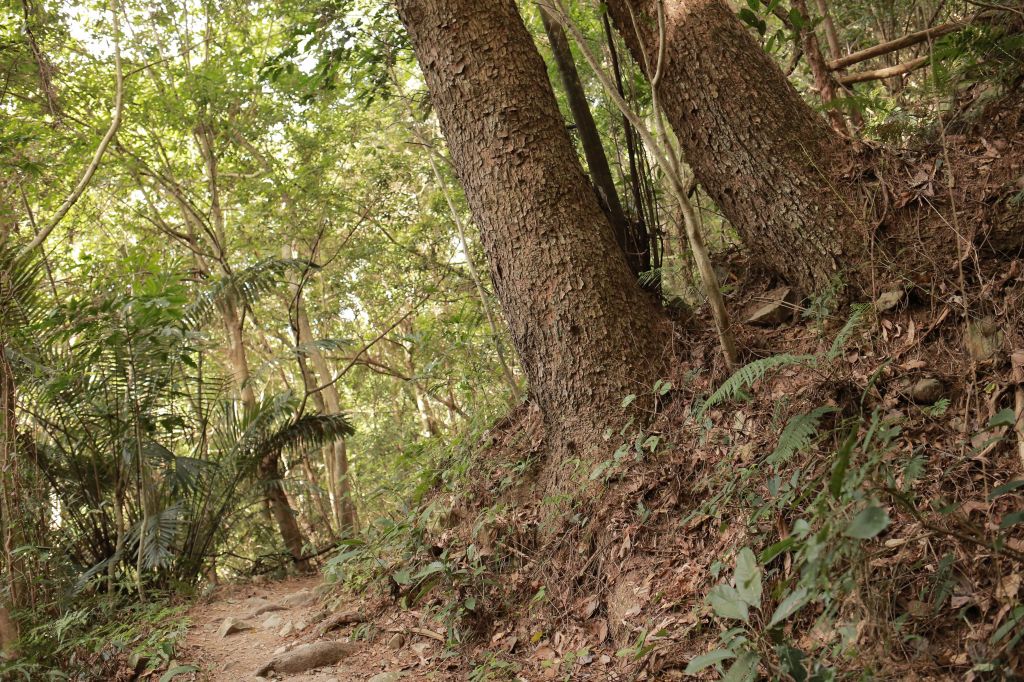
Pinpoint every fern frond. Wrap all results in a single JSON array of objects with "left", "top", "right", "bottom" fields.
[
  {"left": 698, "top": 354, "right": 815, "bottom": 420},
  {"left": 827, "top": 304, "right": 871, "bottom": 360},
  {"left": 767, "top": 406, "right": 837, "bottom": 465},
  {"left": 185, "top": 258, "right": 318, "bottom": 329}
]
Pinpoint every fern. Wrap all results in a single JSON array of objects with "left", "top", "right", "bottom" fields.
[
  {"left": 698, "top": 354, "right": 815, "bottom": 420},
  {"left": 767, "top": 406, "right": 837, "bottom": 465},
  {"left": 827, "top": 304, "right": 870, "bottom": 361}
]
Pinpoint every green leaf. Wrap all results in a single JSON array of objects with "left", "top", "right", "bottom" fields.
[
  {"left": 684, "top": 649, "right": 735, "bottom": 675},
  {"left": 621, "top": 394, "right": 637, "bottom": 408},
  {"left": 392, "top": 568, "right": 411, "bottom": 585},
  {"left": 768, "top": 587, "right": 810, "bottom": 627},
  {"left": 760, "top": 537, "right": 797, "bottom": 564},
  {"left": 999, "top": 511, "right": 1024, "bottom": 530},
  {"left": 734, "top": 548, "right": 762, "bottom": 606},
  {"left": 589, "top": 460, "right": 612, "bottom": 481},
  {"left": 722, "top": 652, "right": 760, "bottom": 682},
  {"left": 844, "top": 505, "right": 890, "bottom": 539},
  {"left": 829, "top": 429, "right": 857, "bottom": 498},
  {"left": 160, "top": 665, "right": 199, "bottom": 682},
  {"left": 989, "top": 480, "right": 1024, "bottom": 500},
  {"left": 412, "top": 561, "right": 446, "bottom": 581},
  {"left": 989, "top": 408, "right": 1017, "bottom": 428},
  {"left": 708, "top": 584, "right": 749, "bottom": 622}
]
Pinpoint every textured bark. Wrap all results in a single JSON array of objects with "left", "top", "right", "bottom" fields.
[
  {"left": 538, "top": 7, "right": 640, "bottom": 275},
  {"left": 605, "top": 0, "right": 868, "bottom": 294},
  {"left": 395, "top": 0, "right": 669, "bottom": 456}
]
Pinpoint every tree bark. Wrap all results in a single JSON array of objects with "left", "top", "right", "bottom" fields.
[
  {"left": 395, "top": 0, "right": 669, "bottom": 459},
  {"left": 604, "top": 0, "right": 868, "bottom": 294}
]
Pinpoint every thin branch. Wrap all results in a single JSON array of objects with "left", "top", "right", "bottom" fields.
[{"left": 19, "top": 0, "right": 124, "bottom": 257}]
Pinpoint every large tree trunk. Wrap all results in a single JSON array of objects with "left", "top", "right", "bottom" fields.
[
  {"left": 395, "top": 0, "right": 669, "bottom": 460},
  {"left": 604, "top": 0, "right": 868, "bottom": 294}
]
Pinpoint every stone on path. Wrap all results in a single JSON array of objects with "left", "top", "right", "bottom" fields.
[
  {"left": 262, "top": 614, "right": 285, "bottom": 630},
  {"left": 366, "top": 673, "right": 405, "bottom": 682},
  {"left": 280, "top": 588, "right": 316, "bottom": 608},
  {"left": 217, "top": 617, "right": 254, "bottom": 638},
  {"left": 256, "top": 641, "right": 359, "bottom": 676}
]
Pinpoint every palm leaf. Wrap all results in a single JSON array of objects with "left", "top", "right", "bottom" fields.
[{"left": 185, "top": 258, "right": 318, "bottom": 329}]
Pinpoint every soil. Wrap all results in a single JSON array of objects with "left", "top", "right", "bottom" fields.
[{"left": 179, "top": 575, "right": 421, "bottom": 681}]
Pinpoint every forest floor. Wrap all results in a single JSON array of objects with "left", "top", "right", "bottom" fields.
[{"left": 179, "top": 574, "right": 418, "bottom": 681}]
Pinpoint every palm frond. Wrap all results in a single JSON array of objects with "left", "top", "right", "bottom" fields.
[
  {"left": 252, "top": 413, "right": 355, "bottom": 465},
  {"left": 185, "top": 258, "right": 318, "bottom": 329}
]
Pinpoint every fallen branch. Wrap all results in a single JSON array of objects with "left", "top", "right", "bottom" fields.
[
  {"left": 838, "top": 55, "right": 930, "bottom": 85},
  {"left": 828, "top": 21, "right": 965, "bottom": 71}
]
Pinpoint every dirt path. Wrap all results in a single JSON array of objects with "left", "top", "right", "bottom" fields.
[{"left": 179, "top": 575, "right": 419, "bottom": 681}]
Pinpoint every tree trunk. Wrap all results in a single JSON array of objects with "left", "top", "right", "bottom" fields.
[
  {"left": 219, "top": 296, "right": 310, "bottom": 569},
  {"left": 538, "top": 7, "right": 641, "bottom": 276},
  {"left": 395, "top": 0, "right": 669, "bottom": 460},
  {"left": 604, "top": 0, "right": 867, "bottom": 294},
  {"left": 0, "top": 344, "right": 20, "bottom": 660},
  {"left": 283, "top": 246, "right": 359, "bottom": 534}
]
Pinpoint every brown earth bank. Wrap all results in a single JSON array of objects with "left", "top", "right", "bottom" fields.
[{"left": 168, "top": 93, "right": 1024, "bottom": 682}]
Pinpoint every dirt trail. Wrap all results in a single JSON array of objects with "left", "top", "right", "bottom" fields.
[{"left": 179, "top": 575, "right": 416, "bottom": 681}]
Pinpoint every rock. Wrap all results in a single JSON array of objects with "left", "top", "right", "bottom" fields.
[
  {"left": 875, "top": 289, "right": 904, "bottom": 313},
  {"left": 745, "top": 286, "right": 796, "bottom": 326},
  {"left": 280, "top": 588, "right": 316, "bottom": 609},
  {"left": 295, "top": 620, "right": 308, "bottom": 631},
  {"left": 388, "top": 633, "right": 406, "bottom": 650},
  {"left": 279, "top": 621, "right": 295, "bottom": 638},
  {"left": 964, "top": 316, "right": 1003, "bottom": 363},
  {"left": 911, "top": 378, "right": 944, "bottom": 404},
  {"left": 217, "top": 617, "right": 254, "bottom": 638},
  {"left": 256, "top": 641, "right": 359, "bottom": 676},
  {"left": 367, "top": 673, "right": 405, "bottom": 682},
  {"left": 262, "top": 614, "right": 285, "bottom": 630},
  {"left": 251, "top": 602, "right": 287, "bottom": 617}
]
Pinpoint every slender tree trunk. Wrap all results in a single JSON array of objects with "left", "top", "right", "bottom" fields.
[
  {"left": 0, "top": 344, "right": 20, "bottom": 660},
  {"left": 219, "top": 296, "right": 310, "bottom": 568},
  {"left": 284, "top": 247, "right": 359, "bottom": 534},
  {"left": 538, "top": 7, "right": 641, "bottom": 275},
  {"left": 395, "top": 0, "right": 669, "bottom": 462},
  {"left": 604, "top": 0, "right": 868, "bottom": 294},
  {"left": 298, "top": 315, "right": 358, "bottom": 534}
]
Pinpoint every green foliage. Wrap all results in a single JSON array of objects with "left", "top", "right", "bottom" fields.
[
  {"left": 768, "top": 406, "right": 837, "bottom": 465},
  {"left": 698, "top": 354, "right": 815, "bottom": 419}
]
